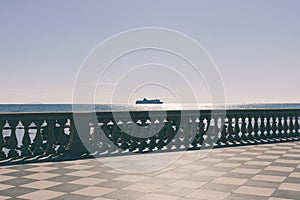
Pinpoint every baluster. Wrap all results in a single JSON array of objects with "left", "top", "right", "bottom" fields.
[
  {"left": 265, "top": 116, "right": 272, "bottom": 138},
  {"left": 247, "top": 116, "right": 254, "bottom": 141},
  {"left": 90, "top": 121, "right": 98, "bottom": 151},
  {"left": 0, "top": 120, "right": 6, "bottom": 159},
  {"left": 117, "top": 122, "right": 127, "bottom": 151},
  {"left": 182, "top": 118, "right": 191, "bottom": 148},
  {"left": 139, "top": 128, "right": 148, "bottom": 152},
  {"left": 148, "top": 121, "right": 158, "bottom": 151},
  {"left": 227, "top": 117, "right": 234, "bottom": 143},
  {"left": 33, "top": 120, "right": 44, "bottom": 156},
  {"left": 166, "top": 120, "right": 175, "bottom": 142},
  {"left": 205, "top": 118, "right": 214, "bottom": 147},
  {"left": 260, "top": 117, "right": 266, "bottom": 140},
  {"left": 121, "top": 132, "right": 130, "bottom": 152},
  {"left": 157, "top": 121, "right": 167, "bottom": 149},
  {"left": 277, "top": 116, "right": 284, "bottom": 138},
  {"left": 57, "top": 119, "right": 67, "bottom": 154},
  {"left": 211, "top": 117, "right": 220, "bottom": 147},
  {"left": 101, "top": 120, "right": 111, "bottom": 151},
  {"left": 288, "top": 116, "right": 294, "bottom": 137},
  {"left": 202, "top": 116, "right": 211, "bottom": 146},
  {"left": 190, "top": 118, "right": 199, "bottom": 149},
  {"left": 219, "top": 117, "right": 227, "bottom": 145},
  {"left": 111, "top": 123, "right": 119, "bottom": 144},
  {"left": 283, "top": 116, "right": 289, "bottom": 136},
  {"left": 171, "top": 119, "right": 181, "bottom": 150},
  {"left": 46, "top": 120, "right": 56, "bottom": 155},
  {"left": 271, "top": 116, "right": 278, "bottom": 138},
  {"left": 21, "top": 120, "right": 33, "bottom": 157},
  {"left": 234, "top": 117, "right": 240, "bottom": 142},
  {"left": 294, "top": 115, "right": 299, "bottom": 135},
  {"left": 8, "top": 121, "right": 19, "bottom": 158},
  {"left": 129, "top": 122, "right": 139, "bottom": 152},
  {"left": 197, "top": 117, "right": 205, "bottom": 146},
  {"left": 240, "top": 116, "right": 247, "bottom": 142},
  {"left": 253, "top": 117, "right": 259, "bottom": 140},
  {"left": 66, "top": 117, "right": 90, "bottom": 155}
]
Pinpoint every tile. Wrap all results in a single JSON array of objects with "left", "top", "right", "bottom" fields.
[
  {"left": 47, "top": 183, "right": 86, "bottom": 193},
  {"left": 228, "top": 157, "right": 253, "bottom": 161},
  {"left": 0, "top": 183, "right": 13, "bottom": 190},
  {"left": 52, "top": 193, "right": 95, "bottom": 200},
  {"left": 23, "top": 173, "right": 59, "bottom": 180},
  {"left": 200, "top": 182, "right": 238, "bottom": 193},
  {"left": 271, "top": 189, "right": 300, "bottom": 199},
  {"left": 17, "top": 190, "right": 64, "bottom": 200},
  {"left": 0, "top": 186, "right": 37, "bottom": 198},
  {"left": 24, "top": 166, "right": 58, "bottom": 172},
  {"left": 69, "top": 177, "right": 107, "bottom": 186},
  {"left": 244, "top": 180, "right": 282, "bottom": 189},
  {"left": 122, "top": 183, "right": 161, "bottom": 193},
  {"left": 241, "top": 152, "right": 262, "bottom": 156},
  {"left": 200, "top": 158, "right": 225, "bottom": 163},
  {"left": 224, "top": 193, "right": 269, "bottom": 200},
  {"left": 0, "top": 175, "right": 16, "bottom": 182},
  {"left": 252, "top": 175, "right": 286, "bottom": 182},
  {"left": 168, "top": 180, "right": 206, "bottom": 188},
  {"left": 215, "top": 153, "right": 237, "bottom": 157},
  {"left": 266, "top": 151, "right": 287, "bottom": 154},
  {"left": 178, "top": 164, "right": 208, "bottom": 171},
  {"left": 274, "top": 159, "right": 299, "bottom": 164},
  {"left": 21, "top": 180, "right": 61, "bottom": 189},
  {"left": 0, "top": 195, "right": 11, "bottom": 200},
  {"left": 231, "top": 168, "right": 261, "bottom": 175},
  {"left": 194, "top": 170, "right": 226, "bottom": 177},
  {"left": 245, "top": 161, "right": 272, "bottom": 166},
  {"left": 114, "top": 175, "right": 147, "bottom": 182},
  {"left": 137, "top": 193, "right": 179, "bottom": 200},
  {"left": 288, "top": 149, "right": 300, "bottom": 153},
  {"left": 278, "top": 183, "right": 300, "bottom": 191},
  {"left": 282, "top": 154, "right": 300, "bottom": 158},
  {"left": 256, "top": 155, "right": 280, "bottom": 160},
  {"left": 213, "top": 163, "right": 241, "bottom": 168},
  {"left": 0, "top": 169, "right": 18, "bottom": 175},
  {"left": 187, "top": 189, "right": 230, "bottom": 200},
  {"left": 213, "top": 177, "right": 248, "bottom": 185},
  {"left": 289, "top": 172, "right": 300, "bottom": 178},
  {"left": 65, "top": 164, "right": 94, "bottom": 170},
  {"left": 156, "top": 172, "right": 189, "bottom": 179},
  {"left": 234, "top": 186, "right": 275, "bottom": 196},
  {"left": 264, "top": 166, "right": 294, "bottom": 172},
  {"left": 71, "top": 186, "right": 115, "bottom": 197},
  {"left": 140, "top": 177, "right": 175, "bottom": 186},
  {"left": 102, "top": 189, "right": 146, "bottom": 200},
  {"left": 66, "top": 171, "right": 98, "bottom": 177}
]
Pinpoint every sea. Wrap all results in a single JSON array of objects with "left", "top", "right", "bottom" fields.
[{"left": 0, "top": 103, "right": 300, "bottom": 113}]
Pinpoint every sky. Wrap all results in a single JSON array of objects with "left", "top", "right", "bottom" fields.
[{"left": 0, "top": 0, "right": 300, "bottom": 104}]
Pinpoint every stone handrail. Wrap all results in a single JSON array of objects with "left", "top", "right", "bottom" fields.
[{"left": 0, "top": 109, "right": 299, "bottom": 163}]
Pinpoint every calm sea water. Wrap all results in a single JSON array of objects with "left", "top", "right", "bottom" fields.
[{"left": 0, "top": 103, "right": 300, "bottom": 113}]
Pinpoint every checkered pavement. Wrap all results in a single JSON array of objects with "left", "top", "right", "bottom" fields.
[{"left": 0, "top": 141, "right": 300, "bottom": 200}]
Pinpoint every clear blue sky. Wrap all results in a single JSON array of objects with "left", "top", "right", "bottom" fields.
[{"left": 1, "top": 0, "right": 300, "bottom": 104}]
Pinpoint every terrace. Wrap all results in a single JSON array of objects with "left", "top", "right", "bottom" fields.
[{"left": 0, "top": 109, "right": 300, "bottom": 199}]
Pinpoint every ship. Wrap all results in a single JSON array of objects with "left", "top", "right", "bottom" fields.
[{"left": 135, "top": 98, "right": 163, "bottom": 104}]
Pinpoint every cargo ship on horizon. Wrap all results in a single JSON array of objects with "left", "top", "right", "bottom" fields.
[{"left": 135, "top": 98, "right": 163, "bottom": 104}]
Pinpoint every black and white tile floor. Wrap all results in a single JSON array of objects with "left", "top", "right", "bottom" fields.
[{"left": 0, "top": 141, "right": 300, "bottom": 200}]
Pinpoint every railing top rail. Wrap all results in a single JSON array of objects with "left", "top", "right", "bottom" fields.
[{"left": 0, "top": 108, "right": 300, "bottom": 119}]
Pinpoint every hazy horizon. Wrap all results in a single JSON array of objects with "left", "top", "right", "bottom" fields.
[{"left": 1, "top": 0, "right": 300, "bottom": 104}]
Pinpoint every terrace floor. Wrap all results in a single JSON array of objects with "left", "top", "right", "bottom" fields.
[{"left": 0, "top": 141, "right": 300, "bottom": 200}]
